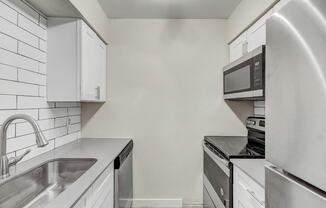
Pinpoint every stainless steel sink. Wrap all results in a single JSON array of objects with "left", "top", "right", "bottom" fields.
[{"left": 0, "top": 158, "right": 97, "bottom": 208}]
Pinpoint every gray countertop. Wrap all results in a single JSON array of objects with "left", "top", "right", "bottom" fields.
[
  {"left": 231, "top": 159, "right": 266, "bottom": 188},
  {"left": 4, "top": 138, "right": 131, "bottom": 208}
]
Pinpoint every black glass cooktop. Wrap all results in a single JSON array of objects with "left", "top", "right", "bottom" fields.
[{"left": 204, "top": 136, "right": 265, "bottom": 160}]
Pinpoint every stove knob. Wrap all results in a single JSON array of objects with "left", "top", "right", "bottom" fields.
[
  {"left": 246, "top": 120, "right": 256, "bottom": 125},
  {"left": 220, "top": 188, "right": 224, "bottom": 196}
]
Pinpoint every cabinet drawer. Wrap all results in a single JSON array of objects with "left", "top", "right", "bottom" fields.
[{"left": 234, "top": 166, "right": 265, "bottom": 208}]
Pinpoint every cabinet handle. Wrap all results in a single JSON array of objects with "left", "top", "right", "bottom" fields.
[
  {"left": 95, "top": 86, "right": 100, "bottom": 100},
  {"left": 247, "top": 190, "right": 265, "bottom": 207}
]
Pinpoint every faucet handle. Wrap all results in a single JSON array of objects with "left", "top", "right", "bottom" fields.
[{"left": 8, "top": 149, "right": 31, "bottom": 166}]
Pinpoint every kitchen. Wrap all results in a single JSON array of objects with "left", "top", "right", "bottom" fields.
[{"left": 0, "top": 0, "right": 325, "bottom": 208}]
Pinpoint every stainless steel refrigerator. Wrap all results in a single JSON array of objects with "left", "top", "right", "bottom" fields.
[{"left": 266, "top": 0, "right": 326, "bottom": 207}]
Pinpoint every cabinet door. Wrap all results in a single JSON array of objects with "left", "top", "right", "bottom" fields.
[
  {"left": 247, "top": 10, "right": 273, "bottom": 52},
  {"left": 80, "top": 21, "right": 98, "bottom": 101},
  {"left": 94, "top": 38, "right": 107, "bottom": 102},
  {"left": 233, "top": 167, "right": 265, "bottom": 208},
  {"left": 229, "top": 32, "right": 247, "bottom": 62},
  {"left": 88, "top": 165, "right": 114, "bottom": 208}
]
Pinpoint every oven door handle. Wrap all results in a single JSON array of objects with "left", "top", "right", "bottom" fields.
[
  {"left": 203, "top": 144, "right": 230, "bottom": 177},
  {"left": 203, "top": 144, "right": 229, "bottom": 167}
]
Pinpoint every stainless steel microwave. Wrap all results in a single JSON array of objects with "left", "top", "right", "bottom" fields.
[{"left": 223, "top": 45, "right": 265, "bottom": 100}]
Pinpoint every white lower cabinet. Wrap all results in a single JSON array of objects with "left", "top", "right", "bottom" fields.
[
  {"left": 233, "top": 166, "right": 265, "bottom": 208},
  {"left": 73, "top": 164, "right": 114, "bottom": 208}
]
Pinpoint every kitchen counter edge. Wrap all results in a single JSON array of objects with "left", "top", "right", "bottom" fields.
[{"left": 3, "top": 138, "right": 132, "bottom": 208}]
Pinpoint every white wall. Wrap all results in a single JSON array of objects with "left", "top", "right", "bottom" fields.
[
  {"left": 81, "top": 19, "right": 248, "bottom": 205},
  {"left": 227, "top": 0, "right": 276, "bottom": 42},
  {"left": 0, "top": 0, "right": 81, "bottom": 162}
]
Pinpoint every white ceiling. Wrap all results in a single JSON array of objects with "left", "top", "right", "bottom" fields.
[{"left": 98, "top": 0, "right": 242, "bottom": 19}]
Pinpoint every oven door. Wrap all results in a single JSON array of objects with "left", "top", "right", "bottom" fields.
[{"left": 203, "top": 144, "right": 231, "bottom": 208}]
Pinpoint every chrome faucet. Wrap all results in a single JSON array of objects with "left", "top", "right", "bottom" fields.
[{"left": 0, "top": 114, "right": 49, "bottom": 178}]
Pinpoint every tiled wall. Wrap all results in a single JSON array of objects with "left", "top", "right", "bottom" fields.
[
  {"left": 254, "top": 101, "right": 265, "bottom": 117},
  {"left": 0, "top": 0, "right": 81, "bottom": 162}
]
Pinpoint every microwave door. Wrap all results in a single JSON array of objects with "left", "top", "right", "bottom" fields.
[
  {"left": 224, "top": 65, "right": 251, "bottom": 93},
  {"left": 223, "top": 63, "right": 253, "bottom": 99},
  {"left": 223, "top": 45, "right": 265, "bottom": 100}
]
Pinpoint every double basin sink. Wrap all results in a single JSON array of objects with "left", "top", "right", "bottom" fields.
[{"left": 0, "top": 158, "right": 97, "bottom": 208}]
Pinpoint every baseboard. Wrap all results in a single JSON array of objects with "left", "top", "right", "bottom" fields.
[
  {"left": 132, "top": 198, "right": 183, "bottom": 208},
  {"left": 183, "top": 205, "right": 204, "bottom": 208}
]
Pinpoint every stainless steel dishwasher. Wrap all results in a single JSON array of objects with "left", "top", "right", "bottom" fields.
[{"left": 114, "top": 140, "right": 133, "bottom": 208}]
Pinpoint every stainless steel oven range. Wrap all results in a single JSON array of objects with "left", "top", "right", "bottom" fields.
[{"left": 203, "top": 117, "right": 265, "bottom": 208}]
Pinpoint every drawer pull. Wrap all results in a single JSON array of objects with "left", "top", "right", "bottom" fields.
[{"left": 247, "top": 190, "right": 265, "bottom": 207}]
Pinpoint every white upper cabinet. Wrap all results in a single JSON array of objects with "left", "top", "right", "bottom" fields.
[
  {"left": 229, "top": 32, "right": 248, "bottom": 62},
  {"left": 229, "top": 0, "right": 287, "bottom": 63},
  {"left": 246, "top": 10, "right": 273, "bottom": 52},
  {"left": 47, "top": 18, "right": 107, "bottom": 102}
]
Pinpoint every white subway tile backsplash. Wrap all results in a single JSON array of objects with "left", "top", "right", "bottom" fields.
[
  {"left": 0, "top": 64, "right": 17, "bottom": 81},
  {"left": 39, "top": 16, "right": 47, "bottom": 29},
  {"left": 43, "top": 126, "right": 67, "bottom": 140},
  {"left": 1, "top": 0, "right": 39, "bottom": 24},
  {"left": 17, "top": 96, "right": 54, "bottom": 109},
  {"left": 0, "top": 17, "right": 38, "bottom": 47},
  {"left": 54, "top": 117, "right": 67, "bottom": 127},
  {"left": 0, "top": 49, "right": 38, "bottom": 72},
  {"left": 39, "top": 108, "right": 67, "bottom": 119},
  {"left": 69, "top": 115, "right": 80, "bottom": 124},
  {"left": 39, "top": 39, "right": 46, "bottom": 51},
  {"left": 18, "top": 14, "right": 46, "bottom": 40},
  {"left": 68, "top": 107, "right": 81, "bottom": 116},
  {"left": 16, "top": 140, "right": 54, "bottom": 163},
  {"left": 16, "top": 119, "right": 54, "bottom": 137},
  {"left": 7, "top": 133, "right": 36, "bottom": 153},
  {"left": 18, "top": 41, "right": 46, "bottom": 63},
  {"left": 0, "top": 124, "right": 15, "bottom": 138},
  {"left": 254, "top": 101, "right": 265, "bottom": 108},
  {"left": 0, "top": 95, "right": 16, "bottom": 109},
  {"left": 0, "top": 79, "right": 38, "bottom": 96},
  {"left": 68, "top": 123, "right": 80, "bottom": 134},
  {"left": 38, "top": 62, "right": 46, "bottom": 74},
  {"left": 0, "top": 32, "right": 17, "bottom": 52},
  {"left": 18, "top": 69, "right": 46, "bottom": 85},
  {"left": 55, "top": 133, "right": 78, "bottom": 148},
  {"left": 254, "top": 101, "right": 265, "bottom": 116},
  {"left": 39, "top": 85, "right": 46, "bottom": 97},
  {"left": 0, "top": 0, "right": 81, "bottom": 161},
  {"left": 0, "top": 1, "right": 17, "bottom": 24},
  {"left": 254, "top": 107, "right": 265, "bottom": 116},
  {"left": 0, "top": 109, "right": 38, "bottom": 124}
]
